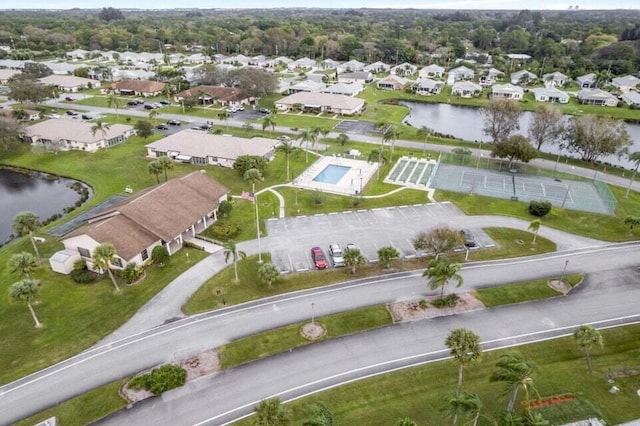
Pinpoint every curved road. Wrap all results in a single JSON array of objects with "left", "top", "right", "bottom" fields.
[{"left": 2, "top": 242, "right": 640, "bottom": 424}]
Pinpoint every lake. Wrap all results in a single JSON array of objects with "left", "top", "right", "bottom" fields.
[
  {"left": 401, "top": 101, "right": 640, "bottom": 168},
  {"left": 0, "top": 168, "right": 89, "bottom": 245}
]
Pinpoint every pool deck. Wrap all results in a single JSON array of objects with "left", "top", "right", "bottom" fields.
[{"left": 293, "top": 155, "right": 379, "bottom": 195}]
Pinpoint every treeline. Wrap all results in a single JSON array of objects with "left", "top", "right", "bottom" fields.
[{"left": 0, "top": 8, "right": 639, "bottom": 76}]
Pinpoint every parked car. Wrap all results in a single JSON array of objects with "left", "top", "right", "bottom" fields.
[
  {"left": 328, "top": 243, "right": 345, "bottom": 267},
  {"left": 65, "top": 110, "right": 78, "bottom": 116},
  {"left": 460, "top": 229, "right": 477, "bottom": 248},
  {"left": 311, "top": 247, "right": 328, "bottom": 269},
  {"left": 226, "top": 107, "right": 237, "bottom": 113},
  {"left": 64, "top": 96, "right": 74, "bottom": 101},
  {"left": 126, "top": 101, "right": 138, "bottom": 107},
  {"left": 135, "top": 99, "right": 145, "bottom": 105},
  {"left": 81, "top": 114, "right": 92, "bottom": 120},
  {"left": 259, "top": 108, "right": 271, "bottom": 115},
  {"left": 345, "top": 243, "right": 358, "bottom": 253},
  {"left": 159, "top": 100, "right": 171, "bottom": 105},
  {"left": 143, "top": 104, "right": 154, "bottom": 110},
  {"left": 167, "top": 119, "right": 181, "bottom": 126},
  {"left": 156, "top": 123, "right": 169, "bottom": 130},
  {"left": 276, "top": 135, "right": 291, "bottom": 142},
  {"left": 237, "top": 105, "right": 245, "bottom": 111}
]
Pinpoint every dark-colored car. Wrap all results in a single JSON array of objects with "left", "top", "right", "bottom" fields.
[
  {"left": 167, "top": 120, "right": 181, "bottom": 126},
  {"left": 65, "top": 110, "right": 78, "bottom": 116},
  {"left": 311, "top": 247, "right": 328, "bottom": 269},
  {"left": 259, "top": 108, "right": 271, "bottom": 115},
  {"left": 64, "top": 96, "right": 74, "bottom": 101},
  {"left": 156, "top": 123, "right": 169, "bottom": 130},
  {"left": 460, "top": 229, "right": 477, "bottom": 248},
  {"left": 81, "top": 114, "right": 92, "bottom": 120},
  {"left": 143, "top": 104, "right": 154, "bottom": 110},
  {"left": 126, "top": 101, "right": 138, "bottom": 107},
  {"left": 159, "top": 100, "right": 171, "bottom": 105}
]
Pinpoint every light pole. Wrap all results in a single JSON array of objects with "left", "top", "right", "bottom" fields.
[
  {"left": 311, "top": 302, "right": 315, "bottom": 326},
  {"left": 510, "top": 169, "right": 518, "bottom": 201},
  {"left": 253, "top": 182, "right": 263, "bottom": 264},
  {"left": 560, "top": 259, "right": 569, "bottom": 283},
  {"left": 475, "top": 140, "right": 483, "bottom": 169}
]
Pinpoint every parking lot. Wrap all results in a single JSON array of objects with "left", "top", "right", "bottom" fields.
[
  {"left": 334, "top": 120, "right": 377, "bottom": 135},
  {"left": 264, "top": 202, "right": 495, "bottom": 273}
]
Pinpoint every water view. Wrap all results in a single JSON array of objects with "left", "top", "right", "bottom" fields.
[
  {"left": 0, "top": 168, "right": 89, "bottom": 245},
  {"left": 401, "top": 101, "right": 640, "bottom": 168}
]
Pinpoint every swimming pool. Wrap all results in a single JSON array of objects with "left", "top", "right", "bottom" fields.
[{"left": 313, "top": 165, "right": 351, "bottom": 184}]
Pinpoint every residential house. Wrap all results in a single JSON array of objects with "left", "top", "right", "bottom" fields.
[
  {"left": 0, "top": 69, "right": 20, "bottom": 84},
  {"left": 113, "top": 80, "right": 166, "bottom": 97},
  {"left": 480, "top": 68, "right": 505, "bottom": 86},
  {"left": 23, "top": 119, "right": 135, "bottom": 152},
  {"left": 275, "top": 92, "right": 365, "bottom": 115},
  {"left": 576, "top": 89, "right": 619, "bottom": 107},
  {"left": 621, "top": 91, "right": 640, "bottom": 108},
  {"left": 542, "top": 71, "right": 569, "bottom": 87},
  {"left": 414, "top": 77, "right": 444, "bottom": 95},
  {"left": 510, "top": 70, "right": 537, "bottom": 85},
  {"left": 338, "top": 71, "right": 373, "bottom": 85},
  {"left": 491, "top": 83, "right": 524, "bottom": 100},
  {"left": 273, "top": 56, "right": 293, "bottom": 67},
  {"left": 533, "top": 87, "right": 570, "bottom": 104},
  {"left": 377, "top": 75, "right": 411, "bottom": 91},
  {"left": 65, "top": 49, "right": 90, "bottom": 60},
  {"left": 288, "top": 57, "right": 316, "bottom": 71},
  {"left": 38, "top": 75, "right": 94, "bottom": 92},
  {"left": 339, "top": 60, "right": 366, "bottom": 73},
  {"left": 55, "top": 171, "right": 230, "bottom": 273},
  {"left": 448, "top": 66, "right": 475, "bottom": 84},
  {"left": 506, "top": 54, "right": 532, "bottom": 60},
  {"left": 42, "top": 61, "right": 85, "bottom": 76},
  {"left": 287, "top": 80, "right": 326, "bottom": 94},
  {"left": 419, "top": 64, "right": 445, "bottom": 79},
  {"left": 146, "top": 130, "right": 278, "bottom": 168},
  {"left": 321, "top": 82, "right": 363, "bottom": 97},
  {"left": 0, "top": 108, "right": 41, "bottom": 121},
  {"left": 576, "top": 73, "right": 596, "bottom": 89},
  {"left": 174, "top": 85, "right": 254, "bottom": 107},
  {"left": 451, "top": 81, "right": 482, "bottom": 98},
  {"left": 363, "top": 61, "right": 390, "bottom": 74},
  {"left": 111, "top": 69, "right": 156, "bottom": 82},
  {"left": 611, "top": 75, "right": 640, "bottom": 92},
  {"left": 185, "top": 53, "right": 208, "bottom": 64},
  {"left": 322, "top": 59, "right": 341, "bottom": 70},
  {"left": 390, "top": 62, "right": 417, "bottom": 77}
]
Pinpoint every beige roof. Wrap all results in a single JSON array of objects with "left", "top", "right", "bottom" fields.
[
  {"left": 66, "top": 172, "right": 229, "bottom": 259},
  {"left": 146, "top": 130, "right": 278, "bottom": 161},
  {"left": 175, "top": 85, "right": 249, "bottom": 102},
  {"left": 38, "top": 74, "right": 94, "bottom": 88},
  {"left": 25, "top": 119, "right": 134, "bottom": 144},
  {"left": 276, "top": 91, "right": 365, "bottom": 110},
  {"left": 113, "top": 79, "right": 166, "bottom": 93}
]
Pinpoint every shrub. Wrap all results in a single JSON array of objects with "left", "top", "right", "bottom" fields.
[
  {"left": 233, "top": 155, "right": 268, "bottom": 176},
  {"left": 70, "top": 260, "right": 97, "bottom": 284},
  {"left": 121, "top": 262, "right": 142, "bottom": 284},
  {"left": 218, "top": 200, "right": 232, "bottom": 217},
  {"left": 419, "top": 299, "right": 429, "bottom": 309},
  {"left": 208, "top": 220, "right": 241, "bottom": 240},
  {"left": 151, "top": 246, "right": 169, "bottom": 267},
  {"left": 528, "top": 200, "right": 552, "bottom": 217},
  {"left": 129, "top": 364, "right": 187, "bottom": 395},
  {"left": 431, "top": 293, "right": 460, "bottom": 308}
]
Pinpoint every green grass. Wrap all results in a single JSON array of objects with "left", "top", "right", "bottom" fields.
[
  {"left": 15, "top": 380, "right": 127, "bottom": 426},
  {"left": 467, "top": 228, "right": 556, "bottom": 261},
  {"left": 0, "top": 244, "right": 207, "bottom": 384},
  {"left": 235, "top": 323, "right": 640, "bottom": 426},
  {"left": 261, "top": 113, "right": 338, "bottom": 131},
  {"left": 475, "top": 274, "right": 583, "bottom": 307},
  {"left": 220, "top": 305, "right": 392, "bottom": 369}
]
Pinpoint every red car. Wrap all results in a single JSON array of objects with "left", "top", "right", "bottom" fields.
[{"left": 311, "top": 246, "right": 328, "bottom": 269}]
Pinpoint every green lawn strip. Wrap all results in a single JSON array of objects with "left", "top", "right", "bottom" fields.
[
  {"left": 235, "top": 324, "right": 640, "bottom": 426},
  {"left": 531, "top": 399, "right": 603, "bottom": 425},
  {"left": 436, "top": 184, "right": 640, "bottom": 242},
  {"left": 0, "top": 245, "right": 207, "bottom": 384},
  {"left": 14, "top": 380, "right": 127, "bottom": 426},
  {"left": 475, "top": 274, "right": 583, "bottom": 307},
  {"left": 259, "top": 113, "right": 338, "bottom": 131},
  {"left": 220, "top": 305, "right": 392, "bottom": 370},
  {"left": 467, "top": 228, "right": 557, "bottom": 262}
]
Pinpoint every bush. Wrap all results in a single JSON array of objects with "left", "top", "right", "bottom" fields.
[
  {"left": 233, "top": 155, "right": 268, "bottom": 176},
  {"left": 528, "top": 200, "right": 552, "bottom": 217},
  {"left": 121, "top": 262, "right": 142, "bottom": 284},
  {"left": 207, "top": 220, "right": 240, "bottom": 240},
  {"left": 419, "top": 299, "right": 429, "bottom": 309},
  {"left": 151, "top": 246, "right": 169, "bottom": 267},
  {"left": 129, "top": 364, "right": 187, "bottom": 395},
  {"left": 431, "top": 293, "right": 460, "bottom": 308},
  {"left": 218, "top": 200, "right": 232, "bottom": 217},
  {"left": 70, "top": 260, "right": 97, "bottom": 284}
]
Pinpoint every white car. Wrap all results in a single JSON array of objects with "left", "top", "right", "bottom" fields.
[
  {"left": 277, "top": 135, "right": 291, "bottom": 141},
  {"left": 328, "top": 243, "right": 345, "bottom": 267}
]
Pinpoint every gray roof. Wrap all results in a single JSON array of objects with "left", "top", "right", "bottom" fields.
[
  {"left": 276, "top": 91, "right": 365, "bottom": 110},
  {"left": 321, "top": 82, "right": 363, "bottom": 95},
  {"left": 26, "top": 119, "right": 134, "bottom": 144},
  {"left": 622, "top": 91, "right": 640, "bottom": 104},
  {"left": 576, "top": 73, "right": 595, "bottom": 83},
  {"left": 493, "top": 83, "right": 524, "bottom": 95},
  {"left": 533, "top": 87, "right": 569, "bottom": 99},
  {"left": 612, "top": 75, "right": 640, "bottom": 87},
  {"left": 415, "top": 77, "right": 443, "bottom": 89},
  {"left": 340, "top": 71, "right": 372, "bottom": 80},
  {"left": 452, "top": 81, "right": 481, "bottom": 91},
  {"left": 39, "top": 74, "right": 94, "bottom": 88},
  {"left": 577, "top": 88, "right": 618, "bottom": 100},
  {"left": 289, "top": 80, "right": 326, "bottom": 92}
]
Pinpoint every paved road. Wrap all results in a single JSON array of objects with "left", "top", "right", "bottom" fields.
[{"left": 2, "top": 242, "right": 639, "bottom": 425}]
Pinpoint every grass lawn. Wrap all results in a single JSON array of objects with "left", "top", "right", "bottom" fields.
[
  {"left": 467, "top": 228, "right": 557, "bottom": 261},
  {"left": 235, "top": 323, "right": 640, "bottom": 426},
  {"left": 220, "top": 305, "right": 392, "bottom": 369},
  {"left": 475, "top": 273, "right": 583, "bottom": 307},
  {"left": 261, "top": 112, "right": 338, "bottom": 131}
]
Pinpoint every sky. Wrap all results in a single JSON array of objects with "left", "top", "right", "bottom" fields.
[{"left": 1, "top": 0, "right": 639, "bottom": 10}]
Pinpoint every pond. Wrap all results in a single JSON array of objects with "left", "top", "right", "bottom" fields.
[
  {"left": 0, "top": 168, "right": 91, "bottom": 246},
  {"left": 401, "top": 101, "right": 640, "bottom": 168}
]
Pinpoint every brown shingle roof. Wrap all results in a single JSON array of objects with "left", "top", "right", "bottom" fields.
[
  {"left": 113, "top": 80, "right": 166, "bottom": 93},
  {"left": 175, "top": 85, "right": 247, "bottom": 102}
]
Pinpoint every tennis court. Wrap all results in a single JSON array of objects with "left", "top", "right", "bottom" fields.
[{"left": 430, "top": 163, "right": 615, "bottom": 215}]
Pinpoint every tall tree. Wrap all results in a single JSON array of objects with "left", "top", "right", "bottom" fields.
[
  {"left": 254, "top": 397, "right": 289, "bottom": 426},
  {"left": 491, "top": 135, "right": 538, "bottom": 169},
  {"left": 9, "top": 252, "right": 38, "bottom": 279},
  {"left": 296, "top": 129, "right": 315, "bottom": 163},
  {"left": 13, "top": 212, "right": 41, "bottom": 261},
  {"left": 482, "top": 99, "right": 522, "bottom": 144},
  {"left": 423, "top": 256, "right": 464, "bottom": 299},
  {"left": 445, "top": 328, "right": 482, "bottom": 395},
  {"left": 91, "top": 120, "right": 111, "bottom": 140},
  {"left": 528, "top": 219, "right": 541, "bottom": 244},
  {"left": 527, "top": 104, "right": 564, "bottom": 151},
  {"left": 157, "top": 156, "right": 174, "bottom": 182},
  {"left": 276, "top": 141, "right": 298, "bottom": 181},
  {"left": 336, "top": 133, "right": 349, "bottom": 146},
  {"left": 562, "top": 115, "right": 631, "bottom": 162},
  {"left": 261, "top": 116, "right": 277, "bottom": 136},
  {"left": 148, "top": 160, "right": 163, "bottom": 184},
  {"left": 106, "top": 94, "right": 122, "bottom": 118},
  {"left": 377, "top": 246, "right": 400, "bottom": 268},
  {"left": 9, "top": 279, "right": 43, "bottom": 328},
  {"left": 0, "top": 116, "right": 24, "bottom": 152},
  {"left": 218, "top": 109, "right": 229, "bottom": 130},
  {"left": 223, "top": 239, "right": 247, "bottom": 282},
  {"left": 383, "top": 125, "right": 400, "bottom": 160},
  {"left": 134, "top": 120, "right": 153, "bottom": 140},
  {"left": 92, "top": 243, "right": 121, "bottom": 292},
  {"left": 416, "top": 126, "right": 433, "bottom": 158},
  {"left": 624, "top": 151, "right": 640, "bottom": 198},
  {"left": 412, "top": 225, "right": 465, "bottom": 259},
  {"left": 573, "top": 325, "right": 604, "bottom": 374},
  {"left": 343, "top": 247, "right": 366, "bottom": 274},
  {"left": 442, "top": 392, "right": 483, "bottom": 426},
  {"left": 490, "top": 351, "right": 536, "bottom": 412},
  {"left": 148, "top": 109, "right": 160, "bottom": 121}
]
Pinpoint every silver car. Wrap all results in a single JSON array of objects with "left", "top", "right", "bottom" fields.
[{"left": 329, "top": 243, "right": 345, "bottom": 267}]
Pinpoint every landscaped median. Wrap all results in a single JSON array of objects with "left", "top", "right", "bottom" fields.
[{"left": 475, "top": 273, "right": 584, "bottom": 307}]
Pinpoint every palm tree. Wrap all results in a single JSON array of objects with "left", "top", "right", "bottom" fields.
[
  {"left": 490, "top": 351, "right": 536, "bottom": 412},
  {"left": 262, "top": 115, "right": 277, "bottom": 136},
  {"left": 218, "top": 109, "right": 229, "bottom": 130},
  {"left": 148, "top": 108, "right": 160, "bottom": 121},
  {"left": 92, "top": 243, "right": 121, "bottom": 292},
  {"left": 395, "top": 417, "right": 417, "bottom": 426},
  {"left": 625, "top": 151, "right": 640, "bottom": 198},
  {"left": 223, "top": 239, "right": 247, "bottom": 282},
  {"left": 10, "top": 279, "right": 43, "bottom": 328},
  {"left": 528, "top": 219, "right": 541, "bottom": 244},
  {"left": 573, "top": 325, "right": 604, "bottom": 374},
  {"left": 416, "top": 126, "right": 433, "bottom": 158},
  {"left": 91, "top": 120, "right": 111, "bottom": 140},
  {"left": 107, "top": 93, "right": 122, "bottom": 117},
  {"left": 368, "top": 148, "right": 387, "bottom": 180},
  {"left": 254, "top": 397, "right": 288, "bottom": 426},
  {"left": 442, "top": 391, "right": 483, "bottom": 426},
  {"left": 524, "top": 411, "right": 549, "bottom": 426},
  {"left": 296, "top": 129, "right": 315, "bottom": 163},
  {"left": 423, "top": 256, "right": 464, "bottom": 299},
  {"left": 303, "top": 402, "right": 334, "bottom": 426},
  {"left": 383, "top": 124, "right": 400, "bottom": 161},
  {"left": 9, "top": 252, "right": 38, "bottom": 279},
  {"left": 157, "top": 156, "right": 174, "bottom": 182},
  {"left": 594, "top": 69, "right": 611, "bottom": 89},
  {"left": 344, "top": 248, "right": 366, "bottom": 274},
  {"left": 445, "top": 328, "right": 482, "bottom": 395},
  {"left": 13, "top": 212, "right": 42, "bottom": 261},
  {"left": 258, "top": 262, "right": 280, "bottom": 288},
  {"left": 336, "top": 133, "right": 349, "bottom": 146},
  {"left": 148, "top": 160, "right": 163, "bottom": 184},
  {"left": 276, "top": 141, "right": 298, "bottom": 181},
  {"left": 313, "top": 127, "right": 330, "bottom": 151}
]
